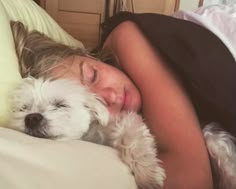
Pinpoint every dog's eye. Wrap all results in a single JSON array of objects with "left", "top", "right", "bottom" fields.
[
  {"left": 19, "top": 104, "right": 29, "bottom": 112},
  {"left": 53, "top": 100, "right": 68, "bottom": 109}
]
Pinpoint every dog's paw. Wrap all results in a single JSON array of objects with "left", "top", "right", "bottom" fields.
[
  {"left": 107, "top": 112, "right": 166, "bottom": 188},
  {"left": 134, "top": 163, "right": 166, "bottom": 189}
]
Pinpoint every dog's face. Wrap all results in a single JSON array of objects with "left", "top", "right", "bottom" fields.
[{"left": 9, "top": 77, "right": 109, "bottom": 140}]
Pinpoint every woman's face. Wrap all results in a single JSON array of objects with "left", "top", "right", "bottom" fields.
[{"left": 52, "top": 56, "right": 141, "bottom": 114}]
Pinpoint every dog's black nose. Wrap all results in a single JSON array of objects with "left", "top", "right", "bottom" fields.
[{"left": 25, "top": 113, "right": 43, "bottom": 128}]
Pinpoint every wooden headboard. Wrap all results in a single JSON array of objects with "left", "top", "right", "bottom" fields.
[{"left": 38, "top": 0, "right": 197, "bottom": 49}]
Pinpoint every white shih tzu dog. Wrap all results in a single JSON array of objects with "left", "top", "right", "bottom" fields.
[
  {"left": 9, "top": 77, "right": 166, "bottom": 189},
  {"left": 9, "top": 77, "right": 236, "bottom": 189}
]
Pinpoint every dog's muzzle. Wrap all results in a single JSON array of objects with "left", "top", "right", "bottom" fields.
[
  {"left": 25, "top": 113, "right": 43, "bottom": 128},
  {"left": 24, "top": 113, "right": 49, "bottom": 138}
]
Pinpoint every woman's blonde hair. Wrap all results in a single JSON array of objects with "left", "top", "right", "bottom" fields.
[
  {"left": 10, "top": 21, "right": 118, "bottom": 78},
  {"left": 10, "top": 21, "right": 88, "bottom": 78}
]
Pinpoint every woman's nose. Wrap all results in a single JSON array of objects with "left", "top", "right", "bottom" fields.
[{"left": 96, "top": 87, "right": 117, "bottom": 106}]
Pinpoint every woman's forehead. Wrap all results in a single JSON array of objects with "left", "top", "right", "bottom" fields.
[
  {"left": 76, "top": 55, "right": 100, "bottom": 64},
  {"left": 55, "top": 55, "right": 101, "bottom": 79},
  {"left": 50, "top": 56, "right": 82, "bottom": 79},
  {"left": 61, "top": 56, "right": 81, "bottom": 72}
]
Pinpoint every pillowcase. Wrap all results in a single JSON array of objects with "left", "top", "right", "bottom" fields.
[
  {"left": 0, "top": 0, "right": 21, "bottom": 126},
  {"left": 1, "top": 0, "right": 84, "bottom": 48},
  {"left": 0, "top": 0, "right": 84, "bottom": 126},
  {"left": 0, "top": 127, "right": 137, "bottom": 189}
]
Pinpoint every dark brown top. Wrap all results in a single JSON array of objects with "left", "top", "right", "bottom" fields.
[{"left": 101, "top": 12, "right": 236, "bottom": 137}]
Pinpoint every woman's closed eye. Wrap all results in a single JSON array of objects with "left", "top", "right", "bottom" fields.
[{"left": 80, "top": 61, "right": 97, "bottom": 85}]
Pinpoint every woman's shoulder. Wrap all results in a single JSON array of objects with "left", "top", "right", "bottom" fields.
[
  {"left": 101, "top": 12, "right": 135, "bottom": 44},
  {"left": 101, "top": 11, "right": 169, "bottom": 45}
]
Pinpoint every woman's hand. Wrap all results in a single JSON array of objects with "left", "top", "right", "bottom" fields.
[{"left": 104, "top": 21, "right": 213, "bottom": 189}]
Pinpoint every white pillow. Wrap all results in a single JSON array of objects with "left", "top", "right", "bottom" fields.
[
  {"left": 0, "top": 0, "right": 21, "bottom": 126},
  {"left": 0, "top": 127, "right": 137, "bottom": 189},
  {"left": 1, "top": 0, "right": 84, "bottom": 48}
]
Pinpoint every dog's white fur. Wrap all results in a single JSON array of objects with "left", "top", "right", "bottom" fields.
[
  {"left": 9, "top": 78, "right": 109, "bottom": 140},
  {"left": 9, "top": 77, "right": 166, "bottom": 189},
  {"left": 9, "top": 78, "right": 236, "bottom": 189},
  {"left": 203, "top": 123, "right": 236, "bottom": 189}
]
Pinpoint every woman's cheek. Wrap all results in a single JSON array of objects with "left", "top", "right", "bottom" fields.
[{"left": 107, "top": 106, "right": 120, "bottom": 115}]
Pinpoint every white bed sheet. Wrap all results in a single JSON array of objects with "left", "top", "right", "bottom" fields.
[{"left": 203, "top": 0, "right": 236, "bottom": 6}]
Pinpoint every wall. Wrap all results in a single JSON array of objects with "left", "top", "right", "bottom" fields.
[{"left": 179, "top": 0, "right": 200, "bottom": 10}]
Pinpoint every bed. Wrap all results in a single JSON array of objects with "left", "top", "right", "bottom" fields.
[{"left": 0, "top": 0, "right": 235, "bottom": 189}]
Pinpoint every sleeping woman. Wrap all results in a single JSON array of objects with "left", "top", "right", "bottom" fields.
[{"left": 10, "top": 9, "right": 236, "bottom": 189}]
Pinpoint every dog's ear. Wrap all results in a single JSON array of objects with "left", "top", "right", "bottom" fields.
[{"left": 86, "top": 95, "right": 109, "bottom": 127}]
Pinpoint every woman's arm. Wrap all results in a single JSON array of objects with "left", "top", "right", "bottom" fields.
[{"left": 103, "top": 21, "right": 213, "bottom": 189}]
